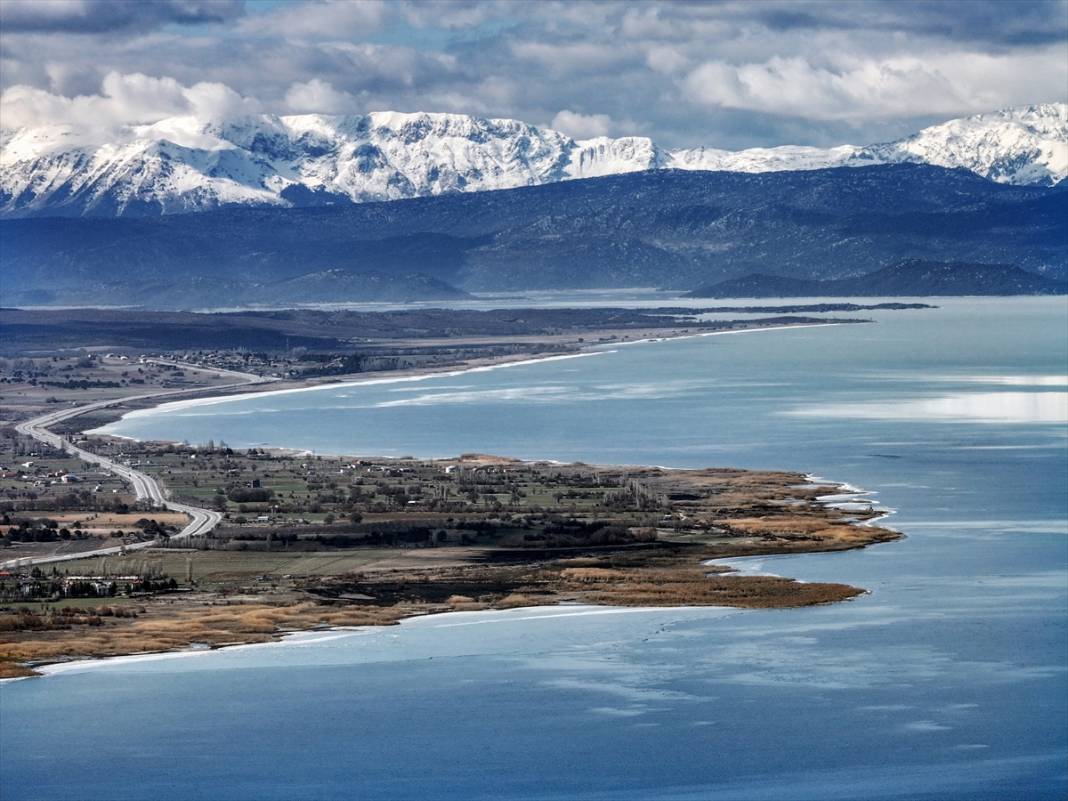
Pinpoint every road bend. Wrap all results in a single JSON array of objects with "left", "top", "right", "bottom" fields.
[{"left": 3, "top": 363, "right": 274, "bottom": 569}]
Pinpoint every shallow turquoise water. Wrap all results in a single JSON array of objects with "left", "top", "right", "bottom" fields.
[{"left": 3, "top": 297, "right": 1067, "bottom": 800}]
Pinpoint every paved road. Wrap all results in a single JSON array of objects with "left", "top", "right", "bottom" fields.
[{"left": 3, "top": 363, "right": 273, "bottom": 569}]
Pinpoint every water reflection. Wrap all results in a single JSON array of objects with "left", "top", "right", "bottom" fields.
[{"left": 788, "top": 391, "right": 1068, "bottom": 424}]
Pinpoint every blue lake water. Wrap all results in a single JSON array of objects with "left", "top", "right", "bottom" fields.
[{"left": 3, "top": 297, "right": 1067, "bottom": 800}]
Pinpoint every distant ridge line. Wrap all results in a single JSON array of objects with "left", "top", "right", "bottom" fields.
[{"left": 1, "top": 103, "right": 1065, "bottom": 218}]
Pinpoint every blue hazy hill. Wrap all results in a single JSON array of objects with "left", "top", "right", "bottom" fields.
[{"left": 2, "top": 165, "right": 1064, "bottom": 307}]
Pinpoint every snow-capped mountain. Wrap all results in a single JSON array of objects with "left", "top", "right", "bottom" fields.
[
  {"left": 1, "top": 104, "right": 1064, "bottom": 217},
  {"left": 851, "top": 104, "right": 1067, "bottom": 186}
]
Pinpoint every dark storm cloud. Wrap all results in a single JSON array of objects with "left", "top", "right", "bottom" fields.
[
  {"left": 1, "top": 0, "right": 1064, "bottom": 149},
  {"left": 0, "top": 0, "right": 245, "bottom": 34},
  {"left": 747, "top": 0, "right": 1068, "bottom": 46}
]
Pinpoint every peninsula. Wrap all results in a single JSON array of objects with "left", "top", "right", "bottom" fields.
[{"left": 0, "top": 310, "right": 906, "bottom": 678}]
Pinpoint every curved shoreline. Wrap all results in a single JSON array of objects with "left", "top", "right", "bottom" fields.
[
  {"left": 88, "top": 321, "right": 845, "bottom": 451},
  {"left": 3, "top": 605, "right": 731, "bottom": 684},
  {"left": 90, "top": 350, "right": 616, "bottom": 429}
]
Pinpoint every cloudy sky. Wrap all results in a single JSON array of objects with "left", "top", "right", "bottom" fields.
[{"left": 1, "top": 0, "right": 1065, "bottom": 148}]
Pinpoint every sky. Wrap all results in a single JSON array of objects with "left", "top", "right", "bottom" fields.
[{"left": 0, "top": 0, "right": 1066, "bottom": 148}]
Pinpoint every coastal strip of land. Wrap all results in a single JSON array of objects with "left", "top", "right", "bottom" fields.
[
  {"left": 0, "top": 312, "right": 909, "bottom": 678},
  {"left": 0, "top": 450, "right": 901, "bottom": 678}
]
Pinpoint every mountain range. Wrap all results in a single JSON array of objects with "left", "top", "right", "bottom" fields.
[
  {"left": 1, "top": 104, "right": 1065, "bottom": 218},
  {"left": 3, "top": 164, "right": 1064, "bottom": 307}
]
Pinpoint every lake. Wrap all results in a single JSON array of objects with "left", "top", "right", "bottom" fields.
[{"left": 3, "top": 297, "right": 1066, "bottom": 800}]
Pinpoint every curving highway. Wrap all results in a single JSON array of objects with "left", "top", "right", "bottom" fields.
[{"left": 3, "top": 362, "right": 273, "bottom": 569}]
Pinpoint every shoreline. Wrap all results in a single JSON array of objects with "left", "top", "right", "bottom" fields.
[
  {"left": 601, "top": 321, "right": 842, "bottom": 348},
  {"left": 89, "top": 349, "right": 615, "bottom": 430},
  {"left": 5, "top": 604, "right": 731, "bottom": 684},
  {"left": 87, "top": 320, "right": 845, "bottom": 446}
]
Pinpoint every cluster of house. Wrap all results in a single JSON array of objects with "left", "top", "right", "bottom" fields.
[
  {"left": 0, "top": 573, "right": 143, "bottom": 599},
  {"left": 0, "top": 462, "right": 105, "bottom": 492},
  {"left": 162, "top": 349, "right": 284, "bottom": 377}
]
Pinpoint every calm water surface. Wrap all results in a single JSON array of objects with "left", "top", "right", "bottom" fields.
[{"left": 3, "top": 298, "right": 1067, "bottom": 800}]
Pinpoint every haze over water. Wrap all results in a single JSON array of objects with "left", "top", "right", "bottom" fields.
[{"left": 4, "top": 297, "right": 1067, "bottom": 800}]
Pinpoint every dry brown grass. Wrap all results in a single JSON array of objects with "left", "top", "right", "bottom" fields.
[
  {"left": 569, "top": 567, "right": 862, "bottom": 609},
  {"left": 21, "top": 512, "right": 189, "bottom": 527},
  {"left": 445, "top": 595, "right": 488, "bottom": 611},
  {"left": 559, "top": 567, "right": 628, "bottom": 583},
  {"left": 0, "top": 600, "right": 416, "bottom": 675},
  {"left": 494, "top": 593, "right": 553, "bottom": 609}
]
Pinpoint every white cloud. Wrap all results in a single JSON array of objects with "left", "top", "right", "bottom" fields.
[
  {"left": 182, "top": 80, "right": 260, "bottom": 119},
  {"left": 620, "top": 5, "right": 676, "bottom": 38},
  {"left": 0, "top": 0, "right": 91, "bottom": 28},
  {"left": 683, "top": 47, "right": 1068, "bottom": 121},
  {"left": 284, "top": 79, "right": 355, "bottom": 114},
  {"left": 511, "top": 41, "right": 632, "bottom": 74},
  {"left": 645, "top": 45, "right": 690, "bottom": 75},
  {"left": 417, "top": 77, "right": 520, "bottom": 117},
  {"left": 684, "top": 57, "right": 953, "bottom": 120},
  {"left": 399, "top": 0, "right": 500, "bottom": 30},
  {"left": 551, "top": 109, "right": 613, "bottom": 139},
  {"left": 0, "top": 2, "right": 1064, "bottom": 149},
  {"left": 0, "top": 71, "right": 260, "bottom": 129},
  {"left": 236, "top": 0, "right": 387, "bottom": 39}
]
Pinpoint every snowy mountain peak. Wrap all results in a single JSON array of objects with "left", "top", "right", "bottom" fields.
[
  {"left": 568, "top": 136, "right": 665, "bottom": 178},
  {"left": 853, "top": 103, "right": 1067, "bottom": 186},
  {"left": 1, "top": 103, "right": 1064, "bottom": 217}
]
